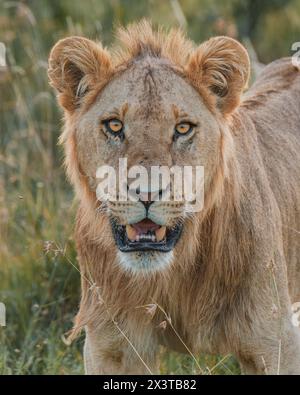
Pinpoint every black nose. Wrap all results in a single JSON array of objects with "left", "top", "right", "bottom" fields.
[
  {"left": 140, "top": 199, "right": 153, "bottom": 210},
  {"left": 138, "top": 189, "right": 164, "bottom": 211}
]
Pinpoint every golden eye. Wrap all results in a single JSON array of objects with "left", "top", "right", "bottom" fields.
[
  {"left": 175, "top": 122, "right": 193, "bottom": 135},
  {"left": 105, "top": 119, "right": 123, "bottom": 134}
]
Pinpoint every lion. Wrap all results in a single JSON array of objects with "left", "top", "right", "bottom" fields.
[{"left": 48, "top": 21, "right": 300, "bottom": 374}]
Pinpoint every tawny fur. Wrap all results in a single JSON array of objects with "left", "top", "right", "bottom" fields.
[{"left": 48, "top": 21, "right": 300, "bottom": 375}]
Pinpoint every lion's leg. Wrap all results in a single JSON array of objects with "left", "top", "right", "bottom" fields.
[
  {"left": 231, "top": 244, "right": 300, "bottom": 375},
  {"left": 236, "top": 312, "right": 300, "bottom": 375},
  {"left": 83, "top": 322, "right": 158, "bottom": 375}
]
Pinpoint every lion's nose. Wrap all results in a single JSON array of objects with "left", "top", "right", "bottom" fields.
[
  {"left": 140, "top": 199, "right": 154, "bottom": 210},
  {"left": 127, "top": 183, "right": 171, "bottom": 208},
  {"left": 138, "top": 190, "right": 158, "bottom": 210},
  {"left": 138, "top": 192, "right": 157, "bottom": 211},
  {"left": 139, "top": 191, "right": 152, "bottom": 203},
  {"left": 138, "top": 186, "right": 170, "bottom": 210}
]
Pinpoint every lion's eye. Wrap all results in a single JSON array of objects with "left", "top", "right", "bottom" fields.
[
  {"left": 174, "top": 122, "right": 193, "bottom": 136},
  {"left": 104, "top": 119, "right": 123, "bottom": 135}
]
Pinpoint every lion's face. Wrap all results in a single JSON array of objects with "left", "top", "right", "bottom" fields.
[
  {"left": 75, "top": 57, "right": 222, "bottom": 272},
  {"left": 48, "top": 23, "right": 249, "bottom": 273}
]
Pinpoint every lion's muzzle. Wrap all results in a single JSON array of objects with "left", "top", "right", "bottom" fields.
[{"left": 110, "top": 217, "right": 183, "bottom": 253}]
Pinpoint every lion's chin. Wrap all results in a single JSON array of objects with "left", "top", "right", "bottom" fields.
[{"left": 117, "top": 250, "right": 174, "bottom": 274}]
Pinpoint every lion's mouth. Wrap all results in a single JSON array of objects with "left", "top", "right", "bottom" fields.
[{"left": 111, "top": 218, "right": 183, "bottom": 252}]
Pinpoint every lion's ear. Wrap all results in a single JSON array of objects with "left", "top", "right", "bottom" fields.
[
  {"left": 186, "top": 36, "right": 250, "bottom": 115},
  {"left": 48, "top": 36, "right": 112, "bottom": 112}
]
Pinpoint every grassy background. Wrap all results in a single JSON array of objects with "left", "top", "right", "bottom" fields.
[{"left": 0, "top": 0, "right": 300, "bottom": 375}]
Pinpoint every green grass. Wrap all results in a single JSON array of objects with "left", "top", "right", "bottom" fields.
[{"left": 1, "top": 0, "right": 299, "bottom": 375}]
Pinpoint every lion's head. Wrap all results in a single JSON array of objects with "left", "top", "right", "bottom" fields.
[{"left": 48, "top": 21, "right": 249, "bottom": 273}]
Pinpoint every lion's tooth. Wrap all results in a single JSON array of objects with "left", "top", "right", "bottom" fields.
[
  {"left": 155, "top": 226, "right": 166, "bottom": 242},
  {"left": 126, "top": 225, "right": 137, "bottom": 241}
]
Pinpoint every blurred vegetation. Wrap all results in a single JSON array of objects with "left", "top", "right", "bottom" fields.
[{"left": 0, "top": 0, "right": 299, "bottom": 375}]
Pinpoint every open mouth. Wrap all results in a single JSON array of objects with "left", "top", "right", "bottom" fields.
[{"left": 111, "top": 218, "right": 183, "bottom": 252}]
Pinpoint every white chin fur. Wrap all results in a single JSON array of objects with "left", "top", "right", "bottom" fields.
[{"left": 117, "top": 250, "right": 174, "bottom": 274}]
